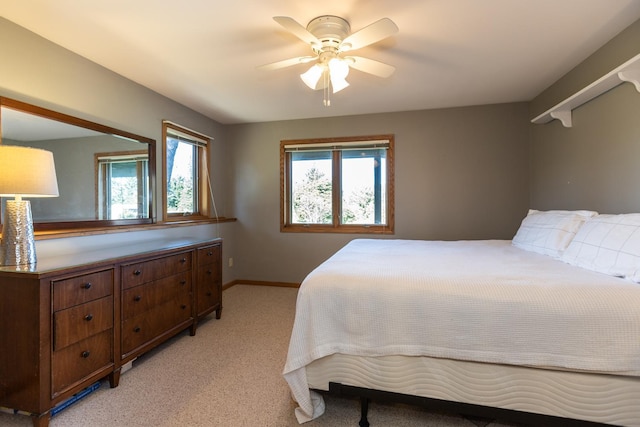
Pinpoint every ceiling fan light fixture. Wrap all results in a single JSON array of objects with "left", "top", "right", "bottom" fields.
[
  {"left": 300, "top": 64, "right": 324, "bottom": 89},
  {"left": 330, "top": 75, "right": 349, "bottom": 93},
  {"left": 328, "top": 58, "right": 349, "bottom": 78},
  {"left": 328, "top": 58, "right": 350, "bottom": 93},
  {"left": 264, "top": 15, "right": 398, "bottom": 106}
]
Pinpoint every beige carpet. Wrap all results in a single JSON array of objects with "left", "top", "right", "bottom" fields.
[{"left": 0, "top": 285, "right": 519, "bottom": 427}]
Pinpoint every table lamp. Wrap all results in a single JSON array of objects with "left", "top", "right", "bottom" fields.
[{"left": 0, "top": 145, "right": 59, "bottom": 266}]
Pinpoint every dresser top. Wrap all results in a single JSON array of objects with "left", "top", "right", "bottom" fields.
[{"left": 0, "top": 237, "right": 222, "bottom": 277}]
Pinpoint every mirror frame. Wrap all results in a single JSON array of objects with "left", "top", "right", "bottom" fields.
[{"left": 0, "top": 97, "right": 157, "bottom": 233}]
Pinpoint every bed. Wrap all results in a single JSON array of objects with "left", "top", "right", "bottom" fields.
[{"left": 283, "top": 210, "right": 640, "bottom": 426}]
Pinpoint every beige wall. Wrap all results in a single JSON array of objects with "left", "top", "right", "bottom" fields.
[
  {"left": 227, "top": 103, "right": 530, "bottom": 283},
  {"left": 529, "top": 18, "right": 640, "bottom": 213}
]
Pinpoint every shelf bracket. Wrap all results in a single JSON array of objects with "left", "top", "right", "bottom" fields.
[
  {"left": 550, "top": 110, "right": 572, "bottom": 128},
  {"left": 618, "top": 68, "right": 640, "bottom": 92}
]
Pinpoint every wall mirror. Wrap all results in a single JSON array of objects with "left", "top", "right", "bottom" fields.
[{"left": 0, "top": 97, "right": 156, "bottom": 232}]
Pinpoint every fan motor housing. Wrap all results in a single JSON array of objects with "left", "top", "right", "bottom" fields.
[{"left": 307, "top": 15, "right": 350, "bottom": 51}]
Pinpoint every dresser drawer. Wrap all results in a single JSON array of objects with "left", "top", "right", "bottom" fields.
[
  {"left": 122, "top": 252, "right": 192, "bottom": 289},
  {"left": 121, "top": 294, "right": 192, "bottom": 356},
  {"left": 122, "top": 272, "right": 191, "bottom": 320},
  {"left": 197, "top": 244, "right": 220, "bottom": 267},
  {"left": 53, "top": 296, "right": 113, "bottom": 351},
  {"left": 197, "top": 266, "right": 221, "bottom": 314},
  {"left": 53, "top": 269, "right": 113, "bottom": 311},
  {"left": 51, "top": 329, "right": 112, "bottom": 396}
]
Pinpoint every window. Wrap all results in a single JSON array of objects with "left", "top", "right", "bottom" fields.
[
  {"left": 96, "top": 151, "right": 149, "bottom": 220},
  {"left": 163, "top": 121, "right": 210, "bottom": 221},
  {"left": 281, "top": 135, "right": 394, "bottom": 233}
]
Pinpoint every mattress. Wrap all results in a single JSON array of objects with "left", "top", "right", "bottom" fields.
[
  {"left": 306, "top": 353, "right": 640, "bottom": 426},
  {"left": 284, "top": 239, "right": 640, "bottom": 422}
]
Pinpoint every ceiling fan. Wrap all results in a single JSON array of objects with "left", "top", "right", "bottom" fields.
[{"left": 259, "top": 15, "right": 399, "bottom": 105}]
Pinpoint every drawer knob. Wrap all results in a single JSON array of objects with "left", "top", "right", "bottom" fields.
[
  {"left": 206, "top": 291, "right": 212, "bottom": 297},
  {"left": 181, "top": 304, "right": 187, "bottom": 310},
  {"left": 134, "top": 326, "right": 141, "bottom": 333},
  {"left": 83, "top": 282, "right": 92, "bottom": 290},
  {"left": 180, "top": 280, "right": 186, "bottom": 286},
  {"left": 180, "top": 258, "right": 187, "bottom": 264},
  {"left": 133, "top": 270, "right": 141, "bottom": 276},
  {"left": 134, "top": 295, "right": 142, "bottom": 302},
  {"left": 84, "top": 314, "right": 93, "bottom": 321},
  {"left": 207, "top": 251, "right": 213, "bottom": 256},
  {"left": 81, "top": 350, "right": 90, "bottom": 359},
  {"left": 207, "top": 269, "right": 212, "bottom": 275}
]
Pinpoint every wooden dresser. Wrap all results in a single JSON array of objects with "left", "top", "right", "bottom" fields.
[{"left": 0, "top": 238, "right": 222, "bottom": 427}]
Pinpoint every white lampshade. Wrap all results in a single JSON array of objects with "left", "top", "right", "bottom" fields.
[
  {"left": 0, "top": 145, "right": 59, "bottom": 266},
  {"left": 328, "top": 58, "right": 350, "bottom": 93},
  {"left": 0, "top": 145, "right": 59, "bottom": 197},
  {"left": 300, "top": 64, "right": 325, "bottom": 90}
]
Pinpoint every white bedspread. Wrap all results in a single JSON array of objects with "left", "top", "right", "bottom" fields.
[{"left": 283, "top": 239, "right": 640, "bottom": 422}]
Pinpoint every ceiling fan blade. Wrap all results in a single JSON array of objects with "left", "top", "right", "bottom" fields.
[
  {"left": 257, "top": 56, "right": 317, "bottom": 71},
  {"left": 273, "top": 16, "right": 321, "bottom": 47},
  {"left": 341, "top": 18, "right": 398, "bottom": 51},
  {"left": 345, "top": 56, "right": 396, "bottom": 78}
]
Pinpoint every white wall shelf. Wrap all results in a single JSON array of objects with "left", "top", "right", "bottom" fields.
[{"left": 531, "top": 53, "right": 640, "bottom": 128}]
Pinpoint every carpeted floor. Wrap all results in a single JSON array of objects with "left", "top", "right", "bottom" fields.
[{"left": 0, "top": 285, "right": 520, "bottom": 427}]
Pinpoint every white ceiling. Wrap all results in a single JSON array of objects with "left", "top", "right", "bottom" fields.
[{"left": 2, "top": 0, "right": 640, "bottom": 125}]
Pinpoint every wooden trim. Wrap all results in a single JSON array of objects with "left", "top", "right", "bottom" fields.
[
  {"left": 332, "top": 150, "right": 341, "bottom": 227},
  {"left": 223, "top": 280, "right": 300, "bottom": 291},
  {"left": 162, "top": 123, "right": 169, "bottom": 222},
  {"left": 386, "top": 136, "right": 395, "bottom": 233},
  {"left": 281, "top": 224, "right": 393, "bottom": 234},
  {"left": 33, "top": 217, "right": 236, "bottom": 240},
  {"left": 282, "top": 134, "right": 395, "bottom": 146},
  {"left": 0, "top": 97, "right": 154, "bottom": 144},
  {"left": 280, "top": 148, "right": 288, "bottom": 231}
]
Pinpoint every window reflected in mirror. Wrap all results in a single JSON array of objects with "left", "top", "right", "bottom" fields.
[{"left": 97, "top": 151, "right": 149, "bottom": 220}]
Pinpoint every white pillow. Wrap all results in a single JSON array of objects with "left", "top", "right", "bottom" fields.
[
  {"left": 512, "top": 209, "right": 597, "bottom": 258},
  {"left": 561, "top": 214, "right": 640, "bottom": 282}
]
